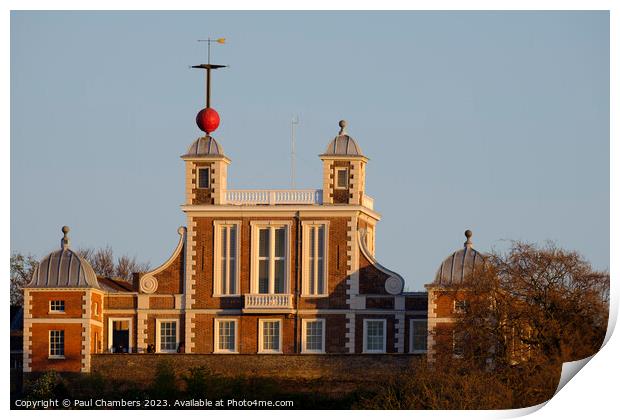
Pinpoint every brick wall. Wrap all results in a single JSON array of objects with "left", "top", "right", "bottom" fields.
[
  {"left": 90, "top": 353, "right": 419, "bottom": 384},
  {"left": 30, "top": 291, "right": 85, "bottom": 318},
  {"left": 191, "top": 162, "right": 213, "bottom": 205},
  {"left": 432, "top": 290, "right": 471, "bottom": 318},
  {"left": 358, "top": 253, "right": 390, "bottom": 295},
  {"left": 192, "top": 216, "right": 352, "bottom": 310},
  {"left": 91, "top": 292, "right": 103, "bottom": 322},
  {"left": 149, "top": 296, "right": 175, "bottom": 309},
  {"left": 405, "top": 294, "right": 427, "bottom": 310},
  {"left": 366, "top": 297, "right": 394, "bottom": 310},
  {"left": 149, "top": 248, "right": 185, "bottom": 295},
  {"left": 30, "top": 323, "right": 83, "bottom": 372},
  {"left": 298, "top": 217, "right": 350, "bottom": 309},
  {"left": 190, "top": 314, "right": 348, "bottom": 354},
  {"left": 105, "top": 295, "right": 136, "bottom": 309}
]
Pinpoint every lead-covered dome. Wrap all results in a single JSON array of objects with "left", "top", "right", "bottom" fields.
[
  {"left": 322, "top": 120, "right": 364, "bottom": 156},
  {"left": 27, "top": 226, "right": 99, "bottom": 289},
  {"left": 182, "top": 136, "right": 224, "bottom": 158},
  {"left": 433, "top": 230, "right": 485, "bottom": 286}
]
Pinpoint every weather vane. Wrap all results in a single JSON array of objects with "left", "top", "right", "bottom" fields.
[{"left": 193, "top": 37, "right": 227, "bottom": 135}]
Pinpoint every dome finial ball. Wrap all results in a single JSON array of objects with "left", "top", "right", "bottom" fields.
[
  {"left": 62, "top": 226, "right": 70, "bottom": 235},
  {"left": 465, "top": 229, "right": 472, "bottom": 239},
  {"left": 339, "top": 120, "right": 347, "bottom": 129}
]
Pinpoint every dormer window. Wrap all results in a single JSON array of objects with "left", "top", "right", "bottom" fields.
[
  {"left": 197, "top": 167, "right": 210, "bottom": 189},
  {"left": 49, "top": 300, "right": 65, "bottom": 313},
  {"left": 335, "top": 167, "right": 348, "bottom": 189}
]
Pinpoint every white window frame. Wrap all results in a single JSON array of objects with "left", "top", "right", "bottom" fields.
[
  {"left": 107, "top": 317, "right": 134, "bottom": 353},
  {"left": 453, "top": 330, "right": 465, "bottom": 358},
  {"left": 250, "top": 221, "right": 292, "bottom": 294},
  {"left": 214, "top": 318, "right": 239, "bottom": 353},
  {"left": 156, "top": 318, "right": 180, "bottom": 354},
  {"left": 49, "top": 300, "right": 65, "bottom": 314},
  {"left": 258, "top": 319, "right": 283, "bottom": 354},
  {"left": 301, "top": 319, "right": 326, "bottom": 354},
  {"left": 93, "top": 302, "right": 99, "bottom": 316},
  {"left": 196, "top": 166, "right": 210, "bottom": 189},
  {"left": 48, "top": 330, "right": 65, "bottom": 359},
  {"left": 454, "top": 299, "right": 469, "bottom": 314},
  {"left": 213, "top": 221, "right": 241, "bottom": 297},
  {"left": 335, "top": 167, "right": 349, "bottom": 190},
  {"left": 409, "top": 319, "right": 427, "bottom": 354},
  {"left": 363, "top": 319, "right": 387, "bottom": 354},
  {"left": 301, "top": 221, "right": 329, "bottom": 297}
]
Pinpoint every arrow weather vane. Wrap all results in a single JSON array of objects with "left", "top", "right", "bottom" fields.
[{"left": 193, "top": 37, "right": 227, "bottom": 134}]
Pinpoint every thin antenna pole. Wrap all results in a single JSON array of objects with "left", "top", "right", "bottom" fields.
[{"left": 291, "top": 116, "right": 299, "bottom": 188}]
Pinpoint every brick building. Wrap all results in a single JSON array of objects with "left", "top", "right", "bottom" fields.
[{"left": 22, "top": 71, "right": 483, "bottom": 373}]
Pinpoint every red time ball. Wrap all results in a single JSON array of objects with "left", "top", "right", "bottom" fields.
[{"left": 196, "top": 108, "right": 220, "bottom": 133}]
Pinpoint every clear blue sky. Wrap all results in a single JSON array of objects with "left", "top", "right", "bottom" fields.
[{"left": 10, "top": 11, "right": 609, "bottom": 291}]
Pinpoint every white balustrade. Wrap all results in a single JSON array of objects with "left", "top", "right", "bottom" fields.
[
  {"left": 244, "top": 294, "right": 292, "bottom": 309},
  {"left": 225, "top": 189, "right": 322, "bottom": 205},
  {"left": 362, "top": 194, "right": 374, "bottom": 210}
]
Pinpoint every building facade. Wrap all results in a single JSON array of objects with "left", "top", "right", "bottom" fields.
[{"left": 23, "top": 118, "right": 479, "bottom": 373}]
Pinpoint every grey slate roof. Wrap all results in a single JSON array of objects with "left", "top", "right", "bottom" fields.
[
  {"left": 323, "top": 134, "right": 364, "bottom": 156},
  {"left": 182, "top": 136, "right": 224, "bottom": 157},
  {"left": 27, "top": 227, "right": 100, "bottom": 289},
  {"left": 433, "top": 231, "right": 485, "bottom": 286}
]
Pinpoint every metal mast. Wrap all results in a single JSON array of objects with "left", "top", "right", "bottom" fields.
[{"left": 291, "top": 116, "right": 299, "bottom": 188}]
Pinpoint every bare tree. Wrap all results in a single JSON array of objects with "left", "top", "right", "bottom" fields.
[
  {"left": 115, "top": 255, "right": 151, "bottom": 280},
  {"left": 366, "top": 241, "right": 609, "bottom": 409},
  {"left": 10, "top": 253, "right": 38, "bottom": 306},
  {"left": 77, "top": 246, "right": 150, "bottom": 281}
]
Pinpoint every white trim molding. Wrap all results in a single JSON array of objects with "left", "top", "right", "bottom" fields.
[
  {"left": 81, "top": 292, "right": 91, "bottom": 372},
  {"left": 410, "top": 319, "right": 428, "bottom": 354},
  {"left": 334, "top": 166, "right": 349, "bottom": 190},
  {"left": 156, "top": 318, "right": 180, "bottom": 354},
  {"left": 250, "top": 221, "right": 292, "bottom": 295},
  {"left": 213, "top": 318, "right": 239, "bottom": 353},
  {"left": 301, "top": 220, "right": 330, "bottom": 297},
  {"left": 48, "top": 329, "right": 65, "bottom": 359},
  {"left": 363, "top": 318, "right": 387, "bottom": 354},
  {"left": 139, "top": 227, "right": 186, "bottom": 294},
  {"left": 301, "top": 318, "right": 326, "bottom": 354},
  {"left": 107, "top": 317, "right": 134, "bottom": 353},
  {"left": 48, "top": 300, "right": 65, "bottom": 314},
  {"left": 213, "top": 220, "right": 242, "bottom": 297},
  {"left": 258, "top": 318, "right": 283, "bottom": 354},
  {"left": 196, "top": 166, "right": 211, "bottom": 189}
]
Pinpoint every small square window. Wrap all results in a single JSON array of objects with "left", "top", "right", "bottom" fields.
[
  {"left": 197, "top": 167, "right": 210, "bottom": 189},
  {"left": 335, "top": 168, "right": 348, "bottom": 189},
  {"left": 454, "top": 300, "right": 469, "bottom": 314},
  {"left": 49, "top": 300, "right": 65, "bottom": 313}
]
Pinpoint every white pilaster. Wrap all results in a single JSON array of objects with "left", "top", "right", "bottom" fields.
[{"left": 81, "top": 292, "right": 92, "bottom": 372}]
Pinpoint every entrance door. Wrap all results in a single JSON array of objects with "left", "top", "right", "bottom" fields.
[{"left": 112, "top": 320, "right": 130, "bottom": 353}]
